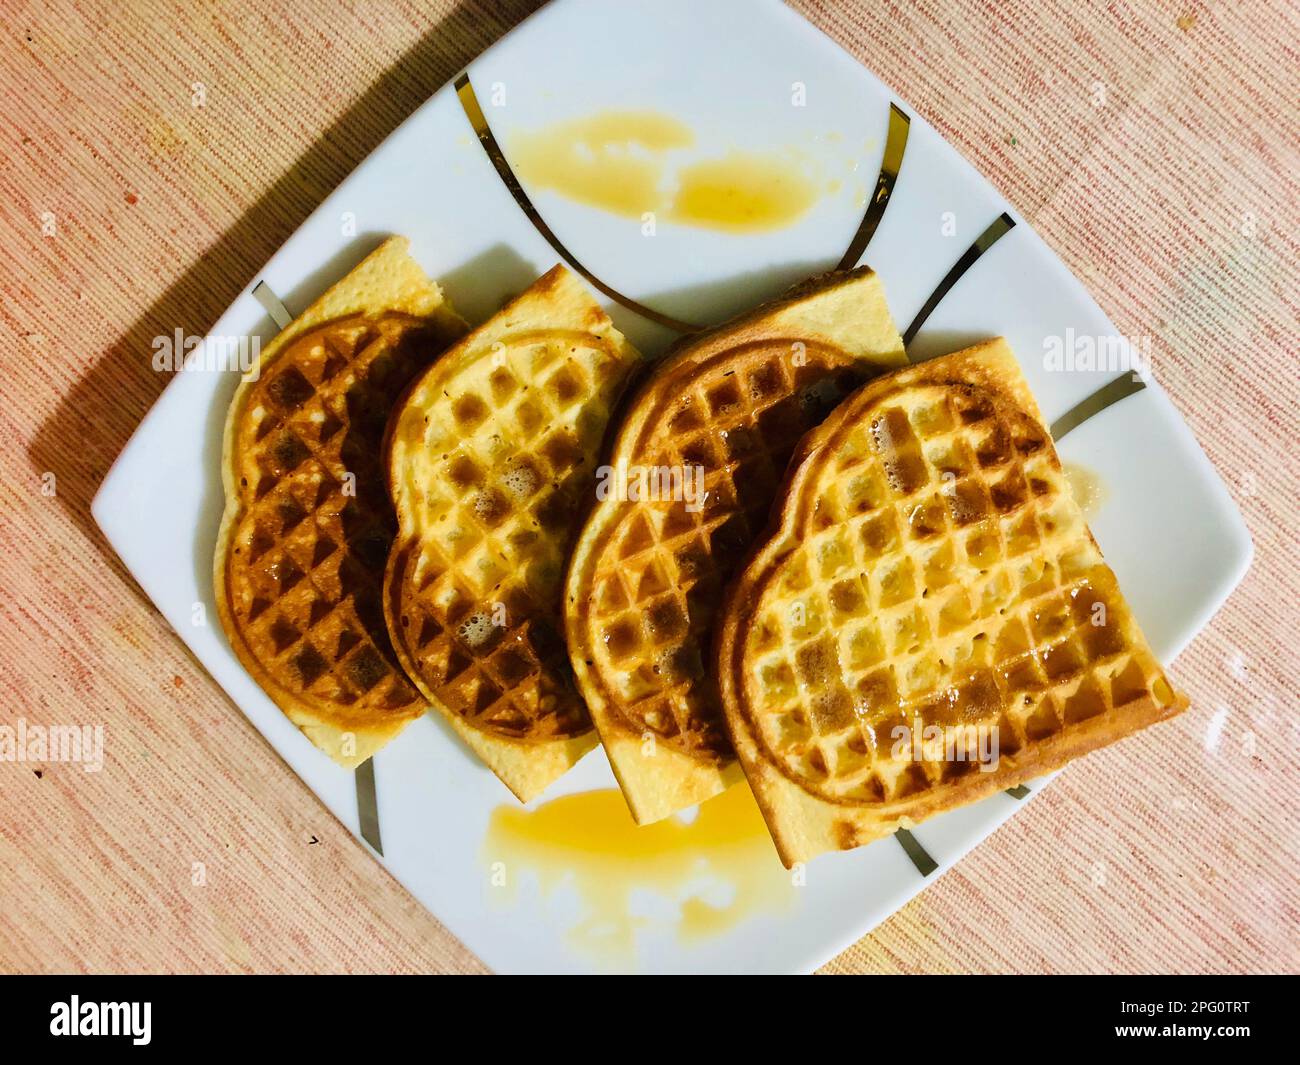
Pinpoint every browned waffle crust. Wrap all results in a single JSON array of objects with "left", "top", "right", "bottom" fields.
[
  {"left": 716, "top": 339, "right": 1188, "bottom": 865},
  {"left": 214, "top": 237, "right": 468, "bottom": 766},
  {"left": 565, "top": 268, "right": 906, "bottom": 823}
]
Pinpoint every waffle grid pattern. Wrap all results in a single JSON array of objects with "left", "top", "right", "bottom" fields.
[
  {"left": 744, "top": 380, "right": 1176, "bottom": 804},
  {"left": 227, "top": 315, "right": 430, "bottom": 722},
  {"left": 585, "top": 343, "right": 866, "bottom": 759},
  {"left": 392, "top": 330, "right": 635, "bottom": 741}
]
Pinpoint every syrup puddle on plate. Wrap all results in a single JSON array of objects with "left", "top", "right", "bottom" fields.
[
  {"left": 482, "top": 782, "right": 794, "bottom": 965},
  {"left": 1062, "top": 461, "right": 1108, "bottom": 519},
  {"left": 510, "top": 110, "right": 820, "bottom": 232}
]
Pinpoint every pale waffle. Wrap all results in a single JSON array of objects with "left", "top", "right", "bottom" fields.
[
  {"left": 215, "top": 236, "right": 468, "bottom": 767},
  {"left": 565, "top": 268, "right": 906, "bottom": 824},
  {"left": 717, "top": 339, "right": 1187, "bottom": 866},
  {"left": 384, "top": 265, "right": 642, "bottom": 801}
]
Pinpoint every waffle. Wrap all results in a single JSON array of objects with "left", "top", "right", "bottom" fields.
[
  {"left": 717, "top": 339, "right": 1188, "bottom": 866},
  {"left": 384, "top": 265, "right": 642, "bottom": 801},
  {"left": 565, "top": 268, "right": 906, "bottom": 824},
  {"left": 215, "top": 236, "right": 468, "bottom": 767}
]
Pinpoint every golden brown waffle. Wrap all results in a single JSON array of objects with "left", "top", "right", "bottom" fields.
[
  {"left": 717, "top": 339, "right": 1188, "bottom": 866},
  {"left": 565, "top": 268, "right": 906, "bottom": 824},
  {"left": 384, "top": 265, "right": 641, "bottom": 801},
  {"left": 215, "top": 237, "right": 468, "bottom": 767}
]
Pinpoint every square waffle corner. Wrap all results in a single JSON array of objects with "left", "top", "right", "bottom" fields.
[
  {"left": 564, "top": 267, "right": 907, "bottom": 824},
  {"left": 384, "top": 265, "right": 642, "bottom": 801},
  {"left": 214, "top": 236, "right": 469, "bottom": 768},
  {"left": 716, "top": 338, "right": 1188, "bottom": 866}
]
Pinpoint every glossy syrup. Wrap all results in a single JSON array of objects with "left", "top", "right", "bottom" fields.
[
  {"left": 510, "top": 111, "right": 819, "bottom": 232},
  {"left": 481, "top": 783, "right": 793, "bottom": 964}
]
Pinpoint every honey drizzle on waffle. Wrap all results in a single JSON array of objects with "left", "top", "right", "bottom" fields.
[
  {"left": 389, "top": 327, "right": 636, "bottom": 742},
  {"left": 582, "top": 340, "right": 868, "bottom": 761},
  {"left": 225, "top": 313, "right": 436, "bottom": 723},
  {"left": 741, "top": 377, "right": 1177, "bottom": 805}
]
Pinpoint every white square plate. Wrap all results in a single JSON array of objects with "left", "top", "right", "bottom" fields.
[{"left": 93, "top": 0, "right": 1250, "bottom": 973}]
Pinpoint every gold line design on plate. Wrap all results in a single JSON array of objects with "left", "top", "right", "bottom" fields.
[
  {"left": 836, "top": 103, "right": 910, "bottom": 270},
  {"left": 1051, "top": 374, "right": 1148, "bottom": 441},
  {"left": 894, "top": 828, "right": 938, "bottom": 876},
  {"left": 458, "top": 75, "right": 912, "bottom": 335},
  {"left": 901, "top": 212, "right": 1018, "bottom": 347},
  {"left": 251, "top": 281, "right": 293, "bottom": 331},
  {"left": 355, "top": 757, "right": 383, "bottom": 855},
  {"left": 248, "top": 279, "right": 386, "bottom": 857}
]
